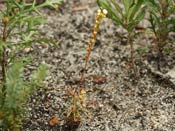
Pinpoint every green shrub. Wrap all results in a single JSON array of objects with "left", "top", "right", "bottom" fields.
[
  {"left": 0, "top": 0, "right": 62, "bottom": 130},
  {"left": 146, "top": 0, "right": 175, "bottom": 70},
  {"left": 97, "top": 0, "right": 146, "bottom": 68}
]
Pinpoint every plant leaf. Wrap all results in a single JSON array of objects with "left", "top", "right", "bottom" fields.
[
  {"left": 123, "top": 0, "right": 131, "bottom": 15},
  {"left": 129, "top": 0, "right": 145, "bottom": 21},
  {"left": 97, "top": 0, "right": 123, "bottom": 25},
  {"left": 31, "top": 64, "right": 48, "bottom": 85},
  {"left": 110, "top": 0, "right": 123, "bottom": 17},
  {"left": 134, "top": 7, "right": 146, "bottom": 23}
]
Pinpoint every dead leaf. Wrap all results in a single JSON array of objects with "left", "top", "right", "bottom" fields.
[
  {"left": 72, "top": 5, "right": 89, "bottom": 12},
  {"left": 48, "top": 116, "right": 59, "bottom": 126},
  {"left": 87, "top": 75, "right": 107, "bottom": 84}
]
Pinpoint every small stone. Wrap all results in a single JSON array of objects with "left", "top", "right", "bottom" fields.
[
  {"left": 166, "top": 67, "right": 175, "bottom": 79},
  {"left": 33, "top": 99, "right": 36, "bottom": 103},
  {"left": 28, "top": 107, "right": 32, "bottom": 111},
  {"left": 23, "top": 47, "right": 32, "bottom": 53}
]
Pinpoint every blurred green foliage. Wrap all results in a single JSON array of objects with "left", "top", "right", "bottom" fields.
[{"left": 0, "top": 0, "right": 62, "bottom": 130}]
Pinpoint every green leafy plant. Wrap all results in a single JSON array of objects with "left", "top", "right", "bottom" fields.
[
  {"left": 0, "top": 61, "right": 48, "bottom": 130},
  {"left": 0, "top": 0, "right": 62, "bottom": 130},
  {"left": 146, "top": 0, "right": 175, "bottom": 70},
  {"left": 97, "top": 0, "right": 146, "bottom": 68}
]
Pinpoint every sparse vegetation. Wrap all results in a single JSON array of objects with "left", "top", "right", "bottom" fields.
[{"left": 0, "top": 0, "right": 175, "bottom": 130}]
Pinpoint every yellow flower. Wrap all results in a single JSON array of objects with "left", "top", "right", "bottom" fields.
[
  {"left": 80, "top": 89, "right": 86, "bottom": 95},
  {"left": 78, "top": 89, "right": 86, "bottom": 99}
]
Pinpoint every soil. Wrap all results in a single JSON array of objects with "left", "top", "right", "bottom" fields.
[{"left": 20, "top": 0, "right": 175, "bottom": 131}]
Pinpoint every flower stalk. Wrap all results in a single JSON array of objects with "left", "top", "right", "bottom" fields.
[{"left": 80, "top": 9, "right": 107, "bottom": 83}]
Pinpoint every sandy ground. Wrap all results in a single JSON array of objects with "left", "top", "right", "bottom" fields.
[{"left": 19, "top": 0, "right": 175, "bottom": 130}]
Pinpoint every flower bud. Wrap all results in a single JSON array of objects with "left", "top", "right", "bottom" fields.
[
  {"left": 13, "top": 8, "right": 19, "bottom": 15},
  {"left": 54, "top": 4, "right": 59, "bottom": 11},
  {"left": 86, "top": 47, "right": 91, "bottom": 51},
  {"left": 3, "top": 17, "right": 9, "bottom": 24},
  {"left": 85, "top": 54, "right": 89, "bottom": 59},
  {"left": 102, "top": 9, "right": 108, "bottom": 15}
]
